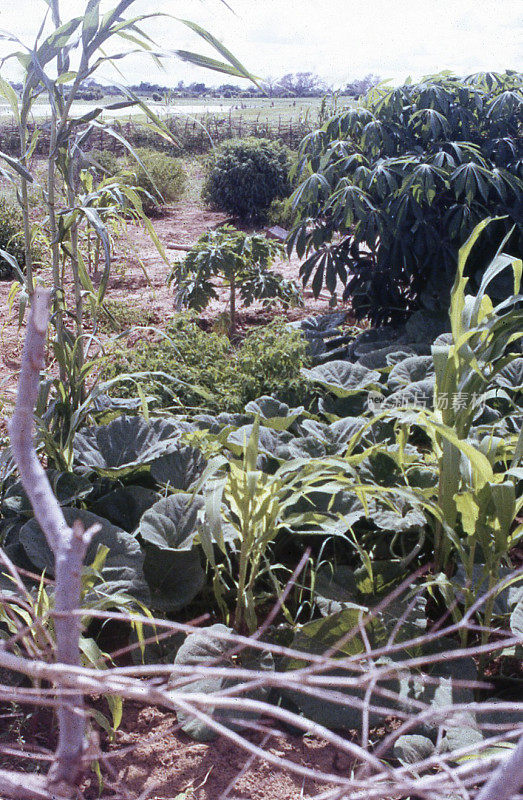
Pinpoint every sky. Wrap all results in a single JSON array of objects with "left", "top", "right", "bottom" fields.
[{"left": 0, "top": 0, "right": 521, "bottom": 88}]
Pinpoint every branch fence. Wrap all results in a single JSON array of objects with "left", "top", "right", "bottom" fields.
[{"left": 0, "top": 112, "right": 316, "bottom": 158}]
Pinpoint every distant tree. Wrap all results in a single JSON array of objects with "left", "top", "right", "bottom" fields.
[
  {"left": 218, "top": 83, "right": 240, "bottom": 98},
  {"left": 262, "top": 76, "right": 279, "bottom": 97},
  {"left": 343, "top": 73, "right": 381, "bottom": 97},
  {"left": 74, "top": 87, "right": 104, "bottom": 101},
  {"left": 278, "top": 72, "right": 327, "bottom": 97},
  {"left": 188, "top": 82, "right": 207, "bottom": 96}
]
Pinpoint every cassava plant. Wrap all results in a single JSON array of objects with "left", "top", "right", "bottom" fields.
[
  {"left": 171, "top": 225, "right": 301, "bottom": 336},
  {"left": 289, "top": 71, "right": 522, "bottom": 324}
]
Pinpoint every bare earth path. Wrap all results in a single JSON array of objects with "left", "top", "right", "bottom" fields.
[{"left": 88, "top": 703, "right": 356, "bottom": 800}]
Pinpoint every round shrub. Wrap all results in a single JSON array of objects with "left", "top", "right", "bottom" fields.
[
  {"left": 126, "top": 147, "right": 186, "bottom": 215},
  {"left": 202, "top": 137, "right": 292, "bottom": 221},
  {"left": 0, "top": 196, "right": 41, "bottom": 280}
]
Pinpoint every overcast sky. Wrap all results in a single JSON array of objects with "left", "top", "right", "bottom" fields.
[{"left": 0, "top": 0, "right": 521, "bottom": 87}]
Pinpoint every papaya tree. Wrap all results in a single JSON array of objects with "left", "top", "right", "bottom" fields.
[
  {"left": 289, "top": 71, "right": 522, "bottom": 325},
  {"left": 172, "top": 225, "right": 301, "bottom": 336}
]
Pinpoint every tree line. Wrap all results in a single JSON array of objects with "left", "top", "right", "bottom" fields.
[{"left": 10, "top": 72, "right": 380, "bottom": 101}]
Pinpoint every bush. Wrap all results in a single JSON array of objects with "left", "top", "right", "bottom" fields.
[
  {"left": 0, "top": 196, "right": 43, "bottom": 280},
  {"left": 103, "top": 317, "right": 312, "bottom": 412},
  {"left": 127, "top": 123, "right": 174, "bottom": 153},
  {"left": 87, "top": 148, "right": 121, "bottom": 180},
  {"left": 83, "top": 298, "right": 157, "bottom": 333},
  {"left": 125, "top": 147, "right": 186, "bottom": 214},
  {"left": 202, "top": 137, "right": 292, "bottom": 221},
  {"left": 234, "top": 320, "right": 311, "bottom": 406},
  {"left": 291, "top": 71, "right": 523, "bottom": 325},
  {"left": 267, "top": 196, "right": 298, "bottom": 229}
]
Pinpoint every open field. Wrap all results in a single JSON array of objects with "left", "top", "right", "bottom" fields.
[
  {"left": 0, "top": 96, "right": 339, "bottom": 154},
  {"left": 0, "top": 95, "right": 350, "bottom": 123}
]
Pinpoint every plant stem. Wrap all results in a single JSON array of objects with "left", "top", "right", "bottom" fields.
[
  {"left": 18, "top": 114, "right": 34, "bottom": 294},
  {"left": 229, "top": 273, "right": 236, "bottom": 337},
  {"left": 46, "top": 87, "right": 66, "bottom": 382},
  {"left": 66, "top": 183, "right": 85, "bottom": 403},
  {"left": 235, "top": 534, "right": 249, "bottom": 632}
]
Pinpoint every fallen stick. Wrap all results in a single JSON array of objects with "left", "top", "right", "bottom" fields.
[{"left": 166, "top": 243, "right": 192, "bottom": 251}]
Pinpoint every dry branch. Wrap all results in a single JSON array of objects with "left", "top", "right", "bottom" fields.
[
  {"left": 6, "top": 287, "right": 95, "bottom": 794},
  {"left": 0, "top": 769, "right": 69, "bottom": 800},
  {"left": 475, "top": 733, "right": 523, "bottom": 800}
]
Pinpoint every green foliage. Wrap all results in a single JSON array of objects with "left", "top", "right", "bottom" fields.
[
  {"left": 139, "top": 494, "right": 206, "bottom": 613},
  {"left": 171, "top": 623, "right": 274, "bottom": 740},
  {"left": 172, "top": 225, "right": 301, "bottom": 334},
  {"left": 267, "top": 195, "right": 298, "bottom": 229},
  {"left": 291, "top": 227, "right": 523, "bottom": 642},
  {"left": 87, "top": 148, "right": 121, "bottom": 180},
  {"left": 428, "top": 224, "right": 522, "bottom": 642},
  {"left": 202, "top": 137, "right": 292, "bottom": 220},
  {"left": 73, "top": 415, "right": 183, "bottom": 477},
  {"left": 103, "top": 316, "right": 312, "bottom": 412},
  {"left": 0, "top": 196, "right": 42, "bottom": 279},
  {"left": 0, "top": 546, "right": 150, "bottom": 732},
  {"left": 85, "top": 298, "right": 156, "bottom": 333},
  {"left": 125, "top": 147, "right": 187, "bottom": 214},
  {"left": 2, "top": 223, "right": 522, "bottom": 755},
  {"left": 290, "top": 71, "right": 523, "bottom": 324},
  {"left": 234, "top": 320, "right": 311, "bottom": 404}
]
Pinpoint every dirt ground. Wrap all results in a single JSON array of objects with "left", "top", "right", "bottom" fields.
[{"left": 85, "top": 703, "right": 356, "bottom": 800}]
